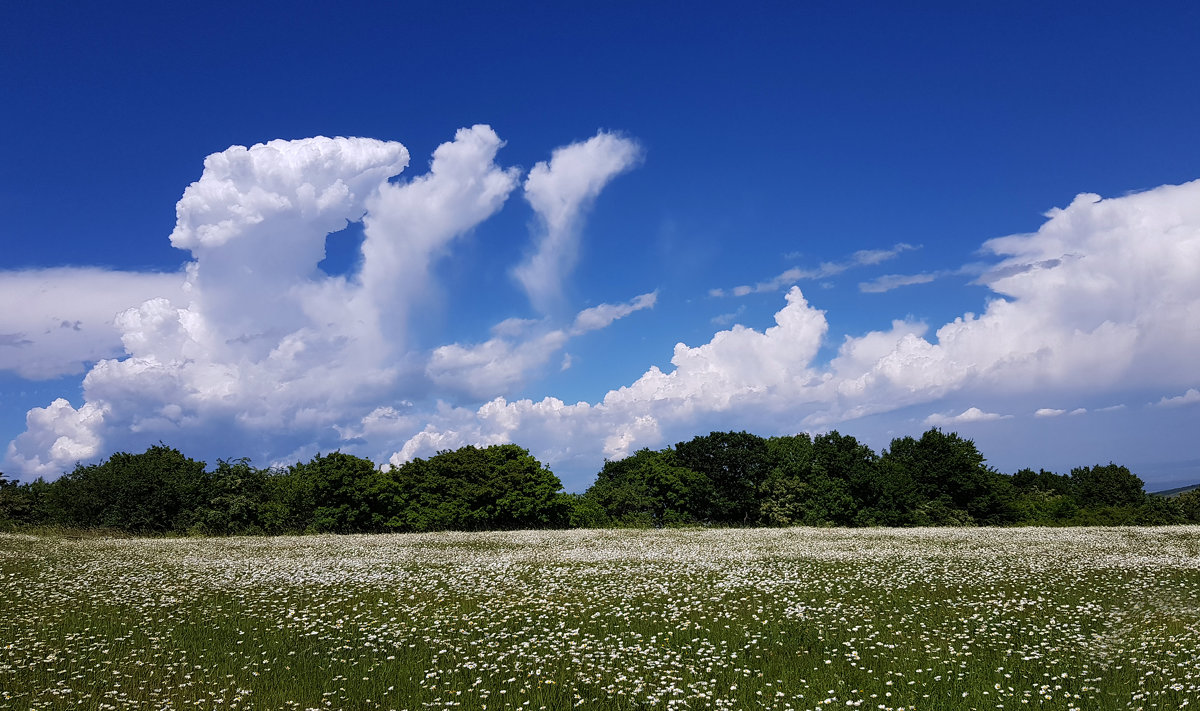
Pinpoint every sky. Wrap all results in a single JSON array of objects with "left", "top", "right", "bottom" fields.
[{"left": 2, "top": 1, "right": 1199, "bottom": 491}]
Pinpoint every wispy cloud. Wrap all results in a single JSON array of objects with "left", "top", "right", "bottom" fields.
[
  {"left": 712, "top": 243, "right": 918, "bottom": 297},
  {"left": 859, "top": 272, "right": 941, "bottom": 293},
  {"left": 513, "top": 132, "right": 641, "bottom": 313},
  {"left": 924, "top": 407, "right": 1012, "bottom": 426},
  {"left": 428, "top": 292, "right": 658, "bottom": 400},
  {"left": 571, "top": 291, "right": 657, "bottom": 334},
  {"left": 711, "top": 305, "right": 746, "bottom": 326}
]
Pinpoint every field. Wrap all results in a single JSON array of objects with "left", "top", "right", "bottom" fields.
[{"left": 2, "top": 527, "right": 1199, "bottom": 710}]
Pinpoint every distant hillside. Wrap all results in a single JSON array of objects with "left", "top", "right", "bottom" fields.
[{"left": 1150, "top": 483, "right": 1200, "bottom": 498}]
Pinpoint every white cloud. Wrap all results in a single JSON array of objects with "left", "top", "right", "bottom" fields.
[
  {"left": 5, "top": 128, "right": 526, "bottom": 479},
  {"left": 1035, "top": 408, "right": 1066, "bottom": 417},
  {"left": 711, "top": 305, "right": 746, "bottom": 326},
  {"left": 427, "top": 331, "right": 570, "bottom": 400},
  {"left": 8, "top": 130, "right": 1200, "bottom": 492},
  {"left": 513, "top": 132, "right": 641, "bottom": 312},
  {"left": 4, "top": 398, "right": 109, "bottom": 475},
  {"left": 393, "top": 180, "right": 1200, "bottom": 485},
  {"left": 924, "top": 407, "right": 1011, "bottom": 426},
  {"left": 427, "top": 291, "right": 658, "bottom": 401},
  {"left": 717, "top": 243, "right": 918, "bottom": 297},
  {"left": 859, "top": 272, "right": 940, "bottom": 293},
  {"left": 396, "top": 287, "right": 830, "bottom": 473},
  {"left": 571, "top": 291, "right": 657, "bottom": 334},
  {"left": 1157, "top": 388, "right": 1200, "bottom": 407},
  {"left": 0, "top": 269, "right": 184, "bottom": 379},
  {"left": 358, "top": 126, "right": 520, "bottom": 344}
]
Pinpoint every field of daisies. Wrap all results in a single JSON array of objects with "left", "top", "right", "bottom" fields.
[{"left": 3, "top": 527, "right": 1199, "bottom": 710}]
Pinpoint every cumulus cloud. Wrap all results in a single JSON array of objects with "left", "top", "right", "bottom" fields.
[
  {"left": 4, "top": 398, "right": 109, "bottom": 474},
  {"left": 513, "top": 132, "right": 641, "bottom": 312},
  {"left": 5, "top": 129, "right": 526, "bottom": 478},
  {"left": 714, "top": 243, "right": 917, "bottom": 297},
  {"left": 8, "top": 132, "right": 1200, "bottom": 491},
  {"left": 427, "top": 331, "right": 571, "bottom": 400},
  {"left": 396, "top": 287, "right": 830, "bottom": 472},
  {"left": 427, "top": 291, "right": 657, "bottom": 401},
  {"left": 5, "top": 127, "right": 654, "bottom": 480},
  {"left": 0, "top": 269, "right": 184, "bottom": 379},
  {"left": 1157, "top": 388, "right": 1200, "bottom": 407},
  {"left": 393, "top": 179, "right": 1200, "bottom": 484},
  {"left": 924, "top": 407, "right": 1011, "bottom": 426}
]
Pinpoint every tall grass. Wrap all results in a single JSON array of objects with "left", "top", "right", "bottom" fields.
[{"left": 3, "top": 527, "right": 1198, "bottom": 709}]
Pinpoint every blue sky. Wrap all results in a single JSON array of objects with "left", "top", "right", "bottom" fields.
[{"left": 2, "top": 1, "right": 1199, "bottom": 490}]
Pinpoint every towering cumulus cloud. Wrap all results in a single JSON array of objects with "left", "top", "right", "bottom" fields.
[
  {"left": 5, "top": 128, "right": 526, "bottom": 477},
  {"left": 5, "top": 125, "right": 1199, "bottom": 488},
  {"left": 4, "top": 127, "right": 653, "bottom": 480}
]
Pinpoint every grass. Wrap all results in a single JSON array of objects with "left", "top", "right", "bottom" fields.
[{"left": 2, "top": 527, "right": 1199, "bottom": 710}]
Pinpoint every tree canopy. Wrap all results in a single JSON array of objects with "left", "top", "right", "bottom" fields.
[{"left": 1, "top": 428, "right": 1193, "bottom": 535}]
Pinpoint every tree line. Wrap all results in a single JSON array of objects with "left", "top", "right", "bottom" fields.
[{"left": 1, "top": 428, "right": 1197, "bottom": 535}]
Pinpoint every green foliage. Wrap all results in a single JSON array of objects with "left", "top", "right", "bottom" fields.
[
  {"left": 564, "top": 493, "right": 610, "bottom": 528},
  {"left": 1011, "top": 468, "right": 1074, "bottom": 497},
  {"left": 810, "top": 431, "right": 886, "bottom": 524},
  {"left": 674, "top": 431, "right": 769, "bottom": 524},
  {"left": 48, "top": 444, "right": 208, "bottom": 533},
  {"left": 579, "top": 448, "right": 709, "bottom": 527},
  {"left": 1132, "top": 495, "right": 1185, "bottom": 525},
  {"left": 386, "top": 444, "right": 568, "bottom": 532},
  {"left": 879, "top": 429, "right": 1016, "bottom": 525},
  {"left": 190, "top": 458, "right": 270, "bottom": 535},
  {"left": 1176, "top": 489, "right": 1200, "bottom": 523},
  {"left": 759, "top": 467, "right": 854, "bottom": 527},
  {"left": 1, "top": 429, "right": 1183, "bottom": 536},
  {"left": 290, "top": 451, "right": 389, "bottom": 533},
  {"left": 756, "top": 433, "right": 856, "bottom": 527},
  {"left": 1070, "top": 463, "right": 1146, "bottom": 508},
  {"left": 0, "top": 472, "right": 26, "bottom": 529},
  {"left": 1011, "top": 487, "right": 1078, "bottom": 525}
]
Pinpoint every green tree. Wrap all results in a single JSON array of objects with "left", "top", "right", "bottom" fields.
[
  {"left": 805, "top": 431, "right": 882, "bottom": 524},
  {"left": 192, "top": 458, "right": 270, "bottom": 535},
  {"left": 674, "top": 431, "right": 768, "bottom": 524},
  {"left": 259, "top": 466, "right": 317, "bottom": 534},
  {"left": 880, "top": 429, "right": 1016, "bottom": 525},
  {"left": 1175, "top": 489, "right": 1200, "bottom": 523},
  {"left": 1011, "top": 468, "right": 1074, "bottom": 497},
  {"left": 757, "top": 434, "right": 859, "bottom": 526},
  {"left": 759, "top": 464, "right": 855, "bottom": 526},
  {"left": 582, "top": 448, "right": 712, "bottom": 527},
  {"left": 1070, "top": 463, "right": 1145, "bottom": 509},
  {"left": 51, "top": 444, "right": 208, "bottom": 533},
  {"left": 387, "top": 444, "right": 568, "bottom": 532},
  {"left": 290, "top": 452, "right": 389, "bottom": 533},
  {"left": 564, "top": 492, "right": 610, "bottom": 528},
  {"left": 0, "top": 472, "right": 29, "bottom": 528}
]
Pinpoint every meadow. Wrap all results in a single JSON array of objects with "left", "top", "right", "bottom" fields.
[{"left": 2, "top": 527, "right": 1199, "bottom": 710}]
